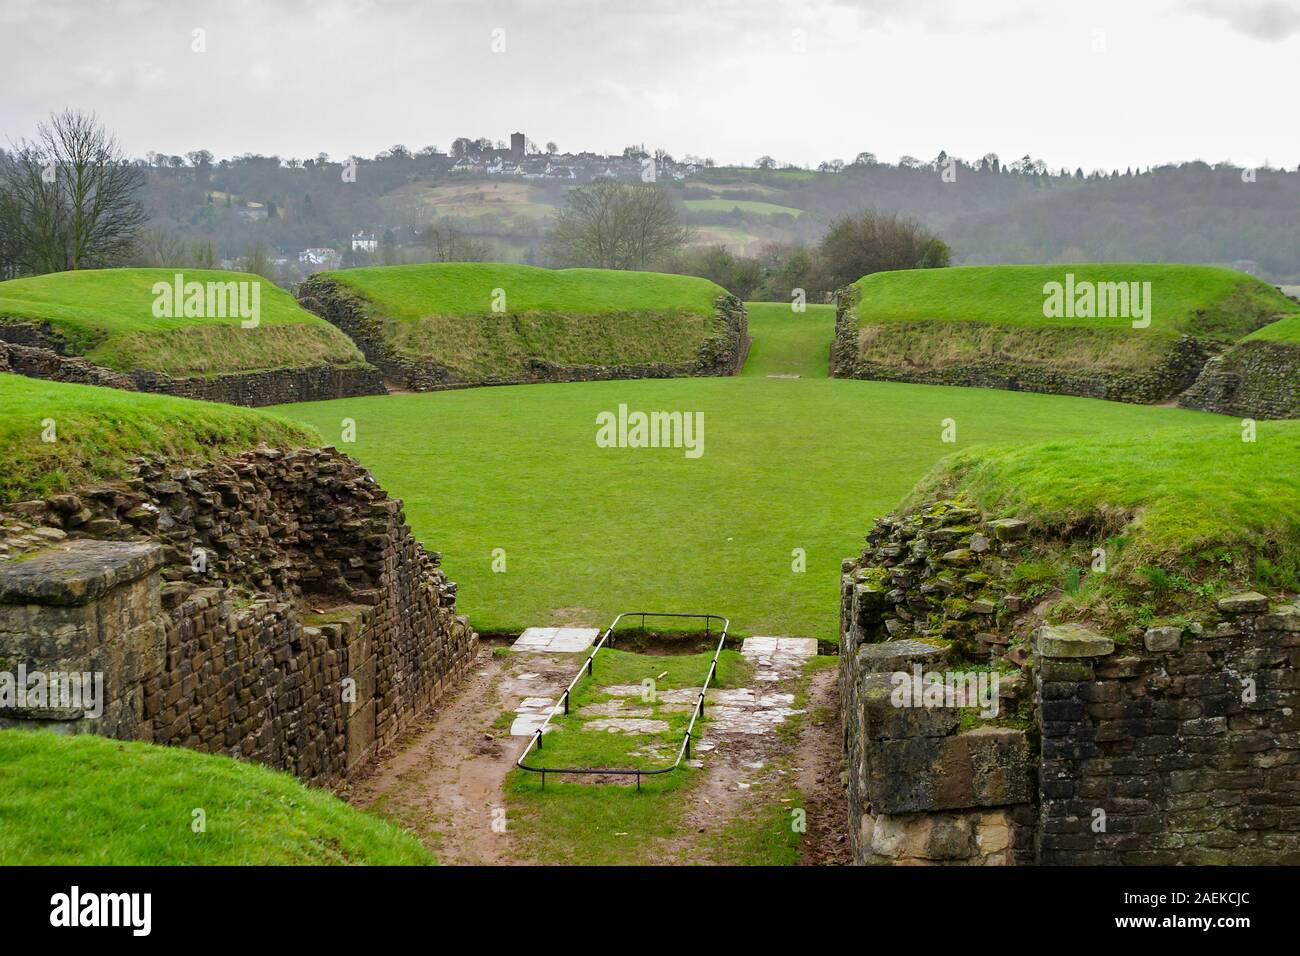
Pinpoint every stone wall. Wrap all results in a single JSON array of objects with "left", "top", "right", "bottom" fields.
[
  {"left": 1036, "top": 600, "right": 1300, "bottom": 865},
  {"left": 1, "top": 341, "right": 137, "bottom": 390},
  {"left": 0, "top": 445, "right": 477, "bottom": 784},
  {"left": 840, "top": 501, "right": 1038, "bottom": 865},
  {"left": 1178, "top": 339, "right": 1300, "bottom": 420},
  {"left": 840, "top": 498, "right": 1300, "bottom": 865},
  {"left": 0, "top": 324, "right": 386, "bottom": 407},
  {"left": 298, "top": 275, "right": 750, "bottom": 391},
  {"left": 829, "top": 287, "right": 1212, "bottom": 405}
]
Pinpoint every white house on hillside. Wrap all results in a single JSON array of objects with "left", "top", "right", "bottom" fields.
[{"left": 351, "top": 231, "right": 378, "bottom": 253}]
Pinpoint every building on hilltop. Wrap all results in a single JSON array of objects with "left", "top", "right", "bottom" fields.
[{"left": 510, "top": 131, "right": 525, "bottom": 162}]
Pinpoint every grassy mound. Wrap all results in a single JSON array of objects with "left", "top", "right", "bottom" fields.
[
  {"left": 0, "top": 374, "right": 319, "bottom": 502},
  {"left": 300, "top": 263, "right": 734, "bottom": 382},
  {"left": 1247, "top": 311, "right": 1300, "bottom": 343},
  {"left": 851, "top": 264, "right": 1296, "bottom": 338},
  {"left": 834, "top": 265, "right": 1299, "bottom": 402},
  {"left": 905, "top": 420, "right": 1300, "bottom": 625},
  {"left": 0, "top": 730, "right": 432, "bottom": 864},
  {"left": 0, "top": 268, "right": 367, "bottom": 377}
]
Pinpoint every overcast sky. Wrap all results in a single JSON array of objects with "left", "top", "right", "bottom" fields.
[{"left": 2, "top": 0, "right": 1297, "bottom": 170}]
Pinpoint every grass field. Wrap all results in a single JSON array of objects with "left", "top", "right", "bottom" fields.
[
  {"left": 851, "top": 264, "right": 1298, "bottom": 339},
  {"left": 0, "top": 731, "right": 433, "bottom": 865},
  {"left": 277, "top": 300, "right": 1228, "bottom": 640},
  {"left": 0, "top": 373, "right": 318, "bottom": 503},
  {"left": 684, "top": 198, "right": 803, "bottom": 217},
  {"left": 0, "top": 268, "right": 365, "bottom": 376}
]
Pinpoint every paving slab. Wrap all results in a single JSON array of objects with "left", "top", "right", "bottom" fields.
[
  {"left": 509, "top": 696, "right": 559, "bottom": 736},
  {"left": 511, "top": 626, "right": 599, "bottom": 653}
]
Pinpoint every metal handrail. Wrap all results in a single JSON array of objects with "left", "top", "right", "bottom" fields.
[{"left": 514, "top": 611, "right": 730, "bottom": 790}]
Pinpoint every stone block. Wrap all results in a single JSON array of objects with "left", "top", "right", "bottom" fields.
[{"left": 1036, "top": 623, "right": 1114, "bottom": 659}]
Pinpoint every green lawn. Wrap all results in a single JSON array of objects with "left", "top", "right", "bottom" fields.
[
  {"left": 0, "top": 730, "right": 433, "bottom": 865},
  {"left": 851, "top": 264, "right": 1298, "bottom": 339},
  {"left": 0, "top": 268, "right": 365, "bottom": 376},
  {"left": 317, "top": 263, "right": 721, "bottom": 319},
  {"left": 0, "top": 374, "right": 319, "bottom": 503},
  {"left": 684, "top": 198, "right": 803, "bottom": 217},
  {"left": 276, "top": 301, "right": 1227, "bottom": 640},
  {"left": 1247, "top": 311, "right": 1300, "bottom": 343}
]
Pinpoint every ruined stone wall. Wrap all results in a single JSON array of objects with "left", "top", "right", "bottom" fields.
[
  {"left": 840, "top": 499, "right": 1300, "bottom": 865},
  {"left": 0, "top": 445, "right": 477, "bottom": 784},
  {"left": 299, "top": 275, "right": 750, "bottom": 391},
  {"left": 1178, "top": 340, "right": 1300, "bottom": 420},
  {"left": 840, "top": 501, "right": 1038, "bottom": 865},
  {"left": 828, "top": 286, "right": 1212, "bottom": 406},
  {"left": 0, "top": 325, "right": 386, "bottom": 407},
  {"left": 1036, "top": 599, "right": 1300, "bottom": 865}
]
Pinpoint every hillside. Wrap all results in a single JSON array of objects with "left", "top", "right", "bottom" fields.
[
  {"left": 0, "top": 731, "right": 433, "bottom": 865},
  {"left": 832, "top": 264, "right": 1299, "bottom": 405},
  {"left": 298, "top": 263, "right": 746, "bottom": 388},
  {"left": 0, "top": 268, "right": 368, "bottom": 377},
  {"left": 0, "top": 373, "right": 318, "bottom": 502}
]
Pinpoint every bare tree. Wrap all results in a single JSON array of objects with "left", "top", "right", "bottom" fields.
[
  {"left": 0, "top": 110, "right": 146, "bottom": 275},
  {"left": 426, "top": 218, "right": 488, "bottom": 263},
  {"left": 547, "top": 180, "right": 691, "bottom": 270}
]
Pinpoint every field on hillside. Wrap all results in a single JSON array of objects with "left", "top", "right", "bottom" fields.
[
  {"left": 0, "top": 268, "right": 365, "bottom": 375},
  {"left": 389, "top": 180, "right": 557, "bottom": 222},
  {"left": 277, "top": 301, "right": 1227, "bottom": 640},
  {"left": 852, "top": 264, "right": 1298, "bottom": 339},
  {"left": 0, "top": 731, "right": 432, "bottom": 865},
  {"left": 684, "top": 198, "right": 803, "bottom": 217},
  {"left": 0, "top": 374, "right": 318, "bottom": 502}
]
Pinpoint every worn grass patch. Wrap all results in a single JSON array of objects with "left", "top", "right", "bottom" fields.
[
  {"left": 0, "top": 374, "right": 319, "bottom": 503},
  {"left": 0, "top": 268, "right": 365, "bottom": 376},
  {"left": 0, "top": 730, "right": 433, "bottom": 865}
]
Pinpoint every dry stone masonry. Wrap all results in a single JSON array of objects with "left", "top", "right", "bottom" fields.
[
  {"left": 829, "top": 285, "right": 1214, "bottom": 406},
  {"left": 298, "top": 275, "right": 750, "bottom": 391},
  {"left": 840, "top": 498, "right": 1300, "bottom": 864},
  {"left": 0, "top": 444, "right": 476, "bottom": 784},
  {"left": 0, "top": 324, "right": 386, "bottom": 407},
  {"left": 1178, "top": 340, "right": 1300, "bottom": 420}
]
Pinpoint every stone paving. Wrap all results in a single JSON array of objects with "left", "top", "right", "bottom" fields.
[
  {"left": 511, "top": 627, "right": 600, "bottom": 653},
  {"left": 508, "top": 633, "right": 819, "bottom": 745}
]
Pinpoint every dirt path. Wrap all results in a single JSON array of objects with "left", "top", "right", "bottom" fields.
[
  {"left": 796, "top": 666, "right": 853, "bottom": 865},
  {"left": 346, "top": 639, "right": 851, "bottom": 865},
  {"left": 341, "top": 645, "right": 570, "bottom": 865},
  {"left": 670, "top": 642, "right": 851, "bottom": 865}
]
